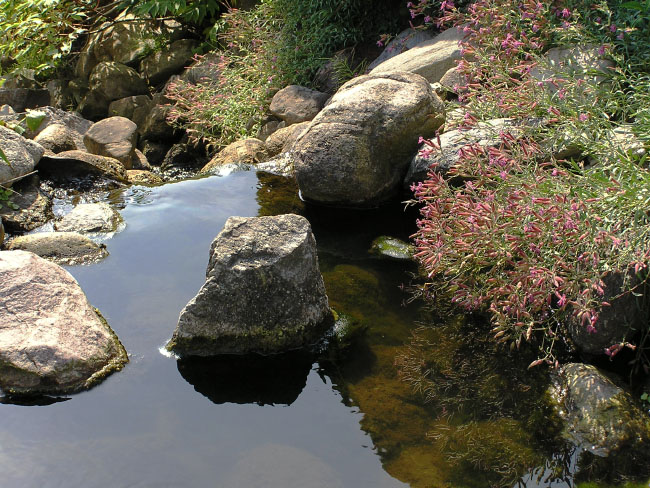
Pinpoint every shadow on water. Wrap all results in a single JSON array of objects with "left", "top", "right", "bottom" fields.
[{"left": 177, "top": 351, "right": 314, "bottom": 406}]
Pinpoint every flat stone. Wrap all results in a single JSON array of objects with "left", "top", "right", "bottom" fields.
[
  {"left": 0, "top": 250, "right": 128, "bottom": 395},
  {"left": 6, "top": 232, "right": 108, "bottom": 265},
  {"left": 368, "top": 28, "right": 435, "bottom": 70},
  {"left": 37, "top": 150, "right": 129, "bottom": 183},
  {"left": 54, "top": 202, "right": 122, "bottom": 234},
  {"left": 370, "top": 26, "right": 464, "bottom": 83},
  {"left": 127, "top": 169, "right": 163, "bottom": 185}
]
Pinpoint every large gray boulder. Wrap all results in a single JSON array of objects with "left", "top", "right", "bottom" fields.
[
  {"left": 84, "top": 116, "right": 138, "bottom": 168},
  {"left": 269, "top": 85, "right": 329, "bottom": 126},
  {"left": 0, "top": 250, "right": 128, "bottom": 395},
  {"left": 54, "top": 202, "right": 122, "bottom": 234},
  {"left": 6, "top": 232, "right": 108, "bottom": 265},
  {"left": 292, "top": 72, "right": 445, "bottom": 207},
  {"left": 370, "top": 26, "right": 464, "bottom": 83},
  {"left": 552, "top": 363, "right": 650, "bottom": 455},
  {"left": 139, "top": 39, "right": 198, "bottom": 86},
  {"left": 0, "top": 125, "right": 44, "bottom": 185},
  {"left": 168, "top": 214, "right": 333, "bottom": 356}
]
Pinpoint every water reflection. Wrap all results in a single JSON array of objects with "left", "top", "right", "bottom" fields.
[{"left": 177, "top": 351, "right": 313, "bottom": 406}]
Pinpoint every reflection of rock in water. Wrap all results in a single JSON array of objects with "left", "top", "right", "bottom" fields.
[
  {"left": 176, "top": 351, "right": 313, "bottom": 406},
  {"left": 255, "top": 171, "right": 305, "bottom": 217},
  {"left": 0, "top": 395, "right": 71, "bottom": 406},
  {"left": 223, "top": 444, "right": 343, "bottom": 488}
]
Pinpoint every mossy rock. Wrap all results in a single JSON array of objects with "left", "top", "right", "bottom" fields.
[{"left": 369, "top": 235, "right": 414, "bottom": 261}]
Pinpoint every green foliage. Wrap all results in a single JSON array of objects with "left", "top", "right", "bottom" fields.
[
  {"left": 0, "top": 187, "right": 19, "bottom": 211},
  {"left": 0, "top": 0, "right": 93, "bottom": 77},
  {"left": 120, "top": 0, "right": 225, "bottom": 26}
]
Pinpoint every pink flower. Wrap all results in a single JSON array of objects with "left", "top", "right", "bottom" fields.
[
  {"left": 561, "top": 8, "right": 571, "bottom": 18},
  {"left": 609, "top": 24, "right": 617, "bottom": 33},
  {"left": 598, "top": 45, "right": 606, "bottom": 55},
  {"left": 579, "top": 113, "right": 589, "bottom": 122},
  {"left": 377, "top": 40, "right": 383, "bottom": 47}
]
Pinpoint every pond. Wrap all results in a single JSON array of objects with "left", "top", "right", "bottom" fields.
[{"left": 0, "top": 169, "right": 647, "bottom": 487}]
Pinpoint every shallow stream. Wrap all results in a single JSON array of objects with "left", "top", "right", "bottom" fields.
[{"left": 0, "top": 170, "right": 647, "bottom": 487}]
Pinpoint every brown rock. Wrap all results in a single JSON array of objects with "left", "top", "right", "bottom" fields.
[{"left": 84, "top": 116, "right": 138, "bottom": 168}]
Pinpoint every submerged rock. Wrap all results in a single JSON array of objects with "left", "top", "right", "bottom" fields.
[
  {"left": 54, "top": 202, "right": 122, "bottom": 234},
  {"left": 0, "top": 250, "right": 128, "bottom": 395},
  {"left": 369, "top": 236, "right": 414, "bottom": 261},
  {"left": 127, "top": 169, "right": 163, "bottom": 185},
  {"left": 552, "top": 363, "right": 650, "bottom": 456},
  {"left": 168, "top": 214, "right": 332, "bottom": 356},
  {"left": 6, "top": 232, "right": 108, "bottom": 265},
  {"left": 293, "top": 72, "right": 445, "bottom": 207}
]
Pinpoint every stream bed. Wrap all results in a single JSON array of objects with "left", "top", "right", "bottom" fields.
[{"left": 0, "top": 169, "right": 647, "bottom": 487}]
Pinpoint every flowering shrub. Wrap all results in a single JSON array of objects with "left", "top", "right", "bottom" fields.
[
  {"left": 165, "top": 0, "right": 401, "bottom": 148},
  {"left": 166, "top": 5, "right": 284, "bottom": 149},
  {"left": 409, "top": 0, "right": 650, "bottom": 366}
]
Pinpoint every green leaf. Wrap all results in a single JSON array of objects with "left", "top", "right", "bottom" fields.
[
  {"left": 0, "top": 147, "right": 10, "bottom": 167},
  {"left": 25, "top": 110, "right": 47, "bottom": 132},
  {"left": 620, "top": 1, "right": 643, "bottom": 9}
]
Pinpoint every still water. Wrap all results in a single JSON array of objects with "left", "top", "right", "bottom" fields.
[{"left": 0, "top": 170, "right": 645, "bottom": 487}]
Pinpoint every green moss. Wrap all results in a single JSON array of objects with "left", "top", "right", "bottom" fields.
[{"left": 169, "top": 311, "right": 335, "bottom": 356}]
